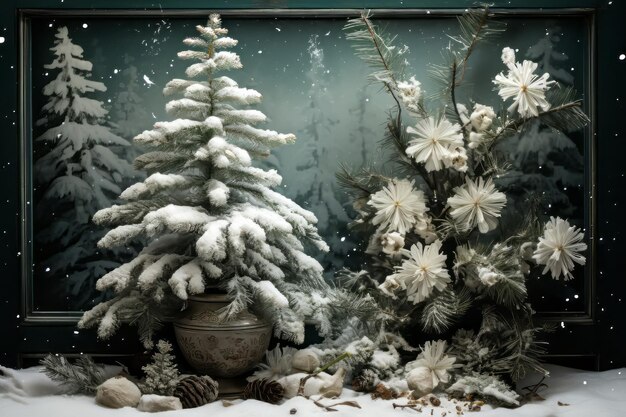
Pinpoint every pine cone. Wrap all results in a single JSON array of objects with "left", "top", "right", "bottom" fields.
[
  {"left": 243, "top": 378, "right": 284, "bottom": 404},
  {"left": 352, "top": 369, "right": 377, "bottom": 392},
  {"left": 174, "top": 375, "right": 219, "bottom": 408}
]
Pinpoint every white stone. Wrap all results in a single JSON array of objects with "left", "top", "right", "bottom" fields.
[
  {"left": 137, "top": 394, "right": 183, "bottom": 412},
  {"left": 95, "top": 376, "right": 141, "bottom": 409},
  {"left": 291, "top": 349, "right": 320, "bottom": 372},
  {"left": 406, "top": 366, "right": 434, "bottom": 397}
]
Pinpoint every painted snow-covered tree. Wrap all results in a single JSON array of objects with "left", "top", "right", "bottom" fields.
[
  {"left": 279, "top": 35, "right": 350, "bottom": 275},
  {"left": 109, "top": 54, "right": 152, "bottom": 140},
  {"left": 34, "top": 26, "right": 134, "bottom": 309},
  {"left": 79, "top": 15, "right": 331, "bottom": 347}
]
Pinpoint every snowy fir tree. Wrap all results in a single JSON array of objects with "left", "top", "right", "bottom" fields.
[
  {"left": 109, "top": 54, "right": 152, "bottom": 140},
  {"left": 314, "top": 7, "right": 589, "bottom": 406},
  {"left": 79, "top": 15, "right": 332, "bottom": 347},
  {"left": 34, "top": 26, "right": 134, "bottom": 309},
  {"left": 141, "top": 340, "right": 180, "bottom": 396}
]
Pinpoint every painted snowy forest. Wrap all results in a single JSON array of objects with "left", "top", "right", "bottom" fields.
[{"left": 29, "top": 16, "right": 589, "bottom": 313}]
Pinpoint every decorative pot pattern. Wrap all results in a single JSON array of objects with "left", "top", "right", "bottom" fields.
[{"left": 174, "top": 293, "right": 272, "bottom": 378}]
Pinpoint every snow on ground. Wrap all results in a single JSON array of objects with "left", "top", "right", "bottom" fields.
[{"left": 1, "top": 364, "right": 624, "bottom": 417}]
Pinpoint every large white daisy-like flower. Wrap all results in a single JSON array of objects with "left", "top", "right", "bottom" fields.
[
  {"left": 447, "top": 177, "right": 507, "bottom": 233},
  {"left": 379, "top": 240, "right": 451, "bottom": 304},
  {"left": 406, "top": 116, "right": 464, "bottom": 172},
  {"left": 368, "top": 179, "right": 428, "bottom": 235},
  {"left": 532, "top": 216, "right": 587, "bottom": 280},
  {"left": 405, "top": 340, "right": 457, "bottom": 388},
  {"left": 493, "top": 47, "right": 554, "bottom": 118}
]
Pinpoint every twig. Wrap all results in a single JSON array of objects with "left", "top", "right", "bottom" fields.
[{"left": 393, "top": 403, "right": 422, "bottom": 413}]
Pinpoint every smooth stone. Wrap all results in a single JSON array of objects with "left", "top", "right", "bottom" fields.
[
  {"left": 406, "top": 366, "right": 434, "bottom": 397},
  {"left": 137, "top": 394, "right": 183, "bottom": 412},
  {"left": 291, "top": 349, "right": 320, "bottom": 373},
  {"left": 95, "top": 376, "right": 142, "bottom": 409}
]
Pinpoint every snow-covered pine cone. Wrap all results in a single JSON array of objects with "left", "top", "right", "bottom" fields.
[
  {"left": 174, "top": 375, "right": 218, "bottom": 408},
  {"left": 243, "top": 378, "right": 284, "bottom": 404},
  {"left": 352, "top": 369, "right": 377, "bottom": 392}
]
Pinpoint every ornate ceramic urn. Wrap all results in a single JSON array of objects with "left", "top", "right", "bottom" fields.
[{"left": 173, "top": 293, "right": 272, "bottom": 394}]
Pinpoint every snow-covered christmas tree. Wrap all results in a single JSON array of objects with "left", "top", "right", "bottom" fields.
[
  {"left": 79, "top": 15, "right": 332, "bottom": 347},
  {"left": 34, "top": 26, "right": 134, "bottom": 309}
]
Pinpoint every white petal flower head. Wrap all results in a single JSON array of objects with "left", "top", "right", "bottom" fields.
[
  {"left": 397, "top": 76, "right": 422, "bottom": 112},
  {"left": 447, "top": 177, "right": 507, "bottom": 234},
  {"left": 533, "top": 216, "right": 587, "bottom": 280},
  {"left": 469, "top": 103, "right": 496, "bottom": 132},
  {"left": 406, "top": 116, "right": 464, "bottom": 172},
  {"left": 249, "top": 344, "right": 298, "bottom": 381},
  {"left": 405, "top": 340, "right": 456, "bottom": 388},
  {"left": 444, "top": 146, "right": 468, "bottom": 173},
  {"left": 383, "top": 240, "right": 451, "bottom": 304},
  {"left": 468, "top": 132, "right": 484, "bottom": 149},
  {"left": 501, "top": 46, "right": 516, "bottom": 67},
  {"left": 494, "top": 48, "right": 555, "bottom": 118},
  {"left": 368, "top": 179, "right": 428, "bottom": 235},
  {"left": 381, "top": 231, "right": 406, "bottom": 256}
]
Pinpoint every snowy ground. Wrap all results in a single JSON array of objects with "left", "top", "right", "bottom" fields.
[{"left": 1, "top": 364, "right": 624, "bottom": 417}]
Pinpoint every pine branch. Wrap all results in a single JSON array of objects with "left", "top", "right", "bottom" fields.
[
  {"left": 40, "top": 354, "right": 107, "bottom": 395},
  {"left": 419, "top": 287, "right": 472, "bottom": 333},
  {"left": 344, "top": 11, "right": 405, "bottom": 124},
  {"left": 488, "top": 86, "right": 589, "bottom": 151},
  {"left": 449, "top": 5, "right": 506, "bottom": 85}
]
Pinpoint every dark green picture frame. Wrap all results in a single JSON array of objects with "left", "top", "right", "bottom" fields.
[{"left": 1, "top": 0, "right": 624, "bottom": 371}]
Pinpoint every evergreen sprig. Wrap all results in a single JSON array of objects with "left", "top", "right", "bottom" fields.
[
  {"left": 40, "top": 354, "right": 106, "bottom": 395},
  {"left": 419, "top": 287, "right": 472, "bottom": 333}
]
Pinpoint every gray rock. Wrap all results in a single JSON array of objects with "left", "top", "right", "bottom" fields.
[
  {"left": 95, "top": 376, "right": 142, "bottom": 409},
  {"left": 137, "top": 394, "right": 183, "bottom": 412},
  {"left": 291, "top": 349, "right": 320, "bottom": 372}
]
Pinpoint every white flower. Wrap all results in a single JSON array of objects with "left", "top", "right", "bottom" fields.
[
  {"left": 380, "top": 240, "right": 451, "bottom": 304},
  {"left": 456, "top": 103, "right": 470, "bottom": 125},
  {"left": 447, "top": 177, "right": 507, "bottom": 233},
  {"left": 405, "top": 340, "right": 456, "bottom": 388},
  {"left": 381, "top": 232, "right": 405, "bottom": 256},
  {"left": 249, "top": 344, "right": 298, "bottom": 381},
  {"left": 368, "top": 179, "right": 428, "bottom": 235},
  {"left": 406, "top": 117, "right": 464, "bottom": 172},
  {"left": 397, "top": 76, "right": 422, "bottom": 112},
  {"left": 469, "top": 103, "right": 496, "bottom": 132},
  {"left": 501, "top": 47, "right": 516, "bottom": 67},
  {"left": 493, "top": 48, "right": 555, "bottom": 118},
  {"left": 444, "top": 146, "right": 468, "bottom": 173},
  {"left": 532, "top": 216, "right": 587, "bottom": 280},
  {"left": 468, "top": 132, "right": 484, "bottom": 149},
  {"left": 415, "top": 214, "right": 438, "bottom": 244},
  {"left": 477, "top": 266, "right": 501, "bottom": 287}
]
